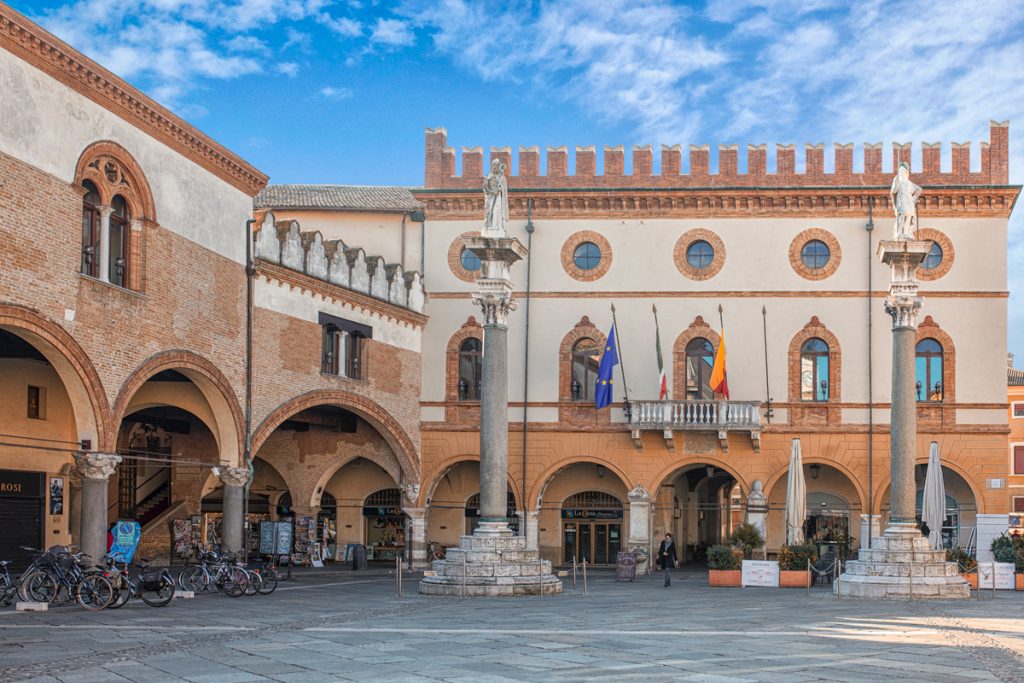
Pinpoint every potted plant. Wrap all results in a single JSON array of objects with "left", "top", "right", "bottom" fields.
[
  {"left": 777, "top": 542, "right": 818, "bottom": 588},
  {"left": 730, "top": 523, "right": 765, "bottom": 560},
  {"left": 1015, "top": 541, "right": 1024, "bottom": 590},
  {"left": 946, "top": 546, "right": 977, "bottom": 588},
  {"left": 707, "top": 544, "right": 743, "bottom": 586}
]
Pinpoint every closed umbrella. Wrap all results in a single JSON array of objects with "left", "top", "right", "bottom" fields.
[
  {"left": 921, "top": 441, "right": 946, "bottom": 550},
  {"left": 785, "top": 438, "right": 807, "bottom": 545}
]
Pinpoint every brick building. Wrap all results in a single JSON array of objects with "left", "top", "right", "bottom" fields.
[{"left": 1, "top": 2, "right": 1019, "bottom": 570}]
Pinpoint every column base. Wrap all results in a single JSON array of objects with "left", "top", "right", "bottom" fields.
[
  {"left": 835, "top": 527, "right": 969, "bottom": 600},
  {"left": 419, "top": 526, "right": 563, "bottom": 597}
]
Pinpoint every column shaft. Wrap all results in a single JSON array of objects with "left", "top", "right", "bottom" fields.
[
  {"left": 889, "top": 327, "right": 917, "bottom": 525},
  {"left": 222, "top": 484, "right": 244, "bottom": 553},
  {"left": 479, "top": 323, "right": 509, "bottom": 523},
  {"left": 81, "top": 478, "right": 109, "bottom": 563},
  {"left": 98, "top": 207, "right": 111, "bottom": 282}
]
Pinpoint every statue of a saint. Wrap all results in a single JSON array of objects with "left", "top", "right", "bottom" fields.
[
  {"left": 482, "top": 158, "right": 509, "bottom": 237},
  {"left": 890, "top": 161, "right": 922, "bottom": 240}
]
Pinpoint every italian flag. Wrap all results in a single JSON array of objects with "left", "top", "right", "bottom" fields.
[{"left": 654, "top": 305, "right": 668, "bottom": 399}]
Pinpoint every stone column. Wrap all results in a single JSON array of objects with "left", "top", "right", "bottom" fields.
[
  {"left": 880, "top": 238, "right": 930, "bottom": 531},
  {"left": 745, "top": 480, "right": 768, "bottom": 541},
  {"left": 464, "top": 234, "right": 527, "bottom": 530},
  {"left": 220, "top": 466, "right": 249, "bottom": 553},
  {"left": 73, "top": 452, "right": 121, "bottom": 564},
  {"left": 67, "top": 467, "right": 83, "bottom": 548},
  {"left": 404, "top": 507, "right": 427, "bottom": 567},
  {"left": 98, "top": 205, "right": 112, "bottom": 282}
]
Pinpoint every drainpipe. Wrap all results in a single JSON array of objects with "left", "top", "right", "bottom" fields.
[
  {"left": 244, "top": 218, "right": 255, "bottom": 562},
  {"left": 520, "top": 200, "right": 535, "bottom": 538},
  {"left": 400, "top": 213, "right": 407, "bottom": 270},
  {"left": 865, "top": 198, "right": 874, "bottom": 550}
]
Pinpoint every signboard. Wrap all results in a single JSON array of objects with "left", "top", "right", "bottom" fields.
[
  {"left": 109, "top": 520, "right": 142, "bottom": 563},
  {"left": 561, "top": 509, "right": 623, "bottom": 520},
  {"left": 363, "top": 506, "right": 403, "bottom": 516},
  {"left": 0, "top": 470, "right": 43, "bottom": 498},
  {"left": 977, "top": 562, "right": 1015, "bottom": 590},
  {"left": 741, "top": 560, "right": 780, "bottom": 587},
  {"left": 259, "top": 521, "right": 293, "bottom": 556},
  {"left": 1009, "top": 514, "right": 1023, "bottom": 529},
  {"left": 615, "top": 551, "right": 637, "bottom": 582}
]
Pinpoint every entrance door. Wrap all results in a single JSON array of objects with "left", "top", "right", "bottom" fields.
[{"left": 562, "top": 522, "right": 621, "bottom": 565}]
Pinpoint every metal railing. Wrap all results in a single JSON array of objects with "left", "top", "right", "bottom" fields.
[{"left": 628, "top": 400, "right": 762, "bottom": 430}]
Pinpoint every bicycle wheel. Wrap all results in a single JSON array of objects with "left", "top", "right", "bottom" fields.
[
  {"left": 177, "top": 565, "right": 208, "bottom": 592},
  {"left": 76, "top": 574, "right": 113, "bottom": 611},
  {"left": 257, "top": 568, "right": 278, "bottom": 595},
  {"left": 222, "top": 567, "right": 247, "bottom": 598},
  {"left": 140, "top": 574, "right": 174, "bottom": 607},
  {"left": 19, "top": 571, "right": 57, "bottom": 603},
  {"left": 243, "top": 570, "right": 262, "bottom": 596},
  {"left": 106, "top": 576, "right": 130, "bottom": 609}
]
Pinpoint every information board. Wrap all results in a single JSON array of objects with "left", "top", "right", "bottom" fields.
[
  {"left": 109, "top": 520, "right": 142, "bottom": 563},
  {"left": 977, "top": 562, "right": 1015, "bottom": 590},
  {"left": 259, "top": 521, "right": 292, "bottom": 556},
  {"left": 741, "top": 560, "right": 780, "bottom": 587}
]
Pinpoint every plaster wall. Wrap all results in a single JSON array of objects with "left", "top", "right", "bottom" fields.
[{"left": 271, "top": 210, "right": 422, "bottom": 273}]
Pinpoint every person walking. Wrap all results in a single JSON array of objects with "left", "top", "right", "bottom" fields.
[{"left": 657, "top": 533, "right": 677, "bottom": 587}]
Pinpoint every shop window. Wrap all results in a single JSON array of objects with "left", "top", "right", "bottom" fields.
[
  {"left": 570, "top": 337, "right": 601, "bottom": 402},
  {"left": 109, "top": 195, "right": 129, "bottom": 288},
  {"left": 81, "top": 180, "right": 101, "bottom": 278},
  {"left": 319, "top": 313, "right": 371, "bottom": 380},
  {"left": 684, "top": 337, "right": 715, "bottom": 400},
  {"left": 458, "top": 337, "right": 482, "bottom": 401},
  {"left": 800, "top": 338, "right": 830, "bottom": 401},
  {"left": 27, "top": 385, "right": 46, "bottom": 420},
  {"left": 915, "top": 338, "right": 944, "bottom": 402}
]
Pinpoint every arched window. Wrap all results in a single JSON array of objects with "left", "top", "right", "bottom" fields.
[
  {"left": 915, "top": 338, "right": 944, "bottom": 402},
  {"left": 571, "top": 337, "right": 601, "bottom": 402},
  {"left": 458, "top": 338, "right": 482, "bottom": 401},
  {"left": 81, "top": 180, "right": 101, "bottom": 277},
  {"left": 800, "top": 338, "right": 830, "bottom": 401},
  {"left": 109, "top": 195, "right": 129, "bottom": 288},
  {"left": 684, "top": 337, "right": 715, "bottom": 400}
]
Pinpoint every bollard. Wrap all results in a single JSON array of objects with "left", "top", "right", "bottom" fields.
[
  {"left": 396, "top": 557, "right": 402, "bottom": 597},
  {"left": 806, "top": 558, "right": 810, "bottom": 596},
  {"left": 572, "top": 555, "right": 578, "bottom": 590},
  {"left": 908, "top": 561, "right": 913, "bottom": 600},
  {"left": 583, "top": 558, "right": 588, "bottom": 594},
  {"left": 992, "top": 562, "right": 997, "bottom": 599},
  {"left": 836, "top": 559, "right": 841, "bottom": 599},
  {"left": 462, "top": 555, "right": 467, "bottom": 598},
  {"left": 538, "top": 559, "right": 543, "bottom": 596}
]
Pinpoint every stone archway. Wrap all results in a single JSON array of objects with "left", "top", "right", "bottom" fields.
[{"left": 765, "top": 462, "right": 864, "bottom": 552}]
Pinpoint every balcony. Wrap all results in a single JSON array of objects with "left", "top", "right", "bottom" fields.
[{"left": 627, "top": 399, "right": 763, "bottom": 452}]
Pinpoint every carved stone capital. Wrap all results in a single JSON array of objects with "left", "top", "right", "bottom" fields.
[
  {"left": 627, "top": 484, "right": 650, "bottom": 502},
  {"left": 401, "top": 483, "right": 421, "bottom": 504},
  {"left": 219, "top": 466, "right": 250, "bottom": 488},
  {"left": 97, "top": 205, "right": 114, "bottom": 218},
  {"left": 472, "top": 291, "right": 517, "bottom": 327},
  {"left": 73, "top": 452, "right": 121, "bottom": 480},
  {"left": 885, "top": 294, "right": 922, "bottom": 330}
]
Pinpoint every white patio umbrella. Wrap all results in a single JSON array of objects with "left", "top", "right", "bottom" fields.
[
  {"left": 921, "top": 441, "right": 946, "bottom": 550},
  {"left": 784, "top": 438, "right": 807, "bottom": 545}
]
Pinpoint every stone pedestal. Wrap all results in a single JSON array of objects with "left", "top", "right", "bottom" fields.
[
  {"left": 836, "top": 527, "right": 969, "bottom": 599},
  {"left": 745, "top": 480, "right": 768, "bottom": 541},
  {"left": 419, "top": 522, "right": 562, "bottom": 596}
]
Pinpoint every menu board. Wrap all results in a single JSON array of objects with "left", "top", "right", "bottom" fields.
[{"left": 741, "top": 560, "right": 780, "bottom": 587}]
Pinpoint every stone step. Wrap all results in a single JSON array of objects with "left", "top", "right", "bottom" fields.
[
  {"left": 458, "top": 535, "right": 527, "bottom": 551},
  {"left": 843, "top": 560, "right": 961, "bottom": 578},
  {"left": 432, "top": 559, "right": 553, "bottom": 578},
  {"left": 836, "top": 573, "right": 970, "bottom": 599},
  {"left": 419, "top": 574, "right": 563, "bottom": 597},
  {"left": 443, "top": 548, "right": 536, "bottom": 564},
  {"left": 855, "top": 548, "right": 949, "bottom": 564}
]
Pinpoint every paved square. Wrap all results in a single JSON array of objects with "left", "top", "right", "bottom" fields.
[{"left": 1, "top": 568, "right": 1023, "bottom": 682}]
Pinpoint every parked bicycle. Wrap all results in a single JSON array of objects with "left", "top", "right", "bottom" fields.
[
  {"left": 176, "top": 549, "right": 254, "bottom": 597},
  {"left": 16, "top": 546, "right": 112, "bottom": 610},
  {"left": 0, "top": 561, "right": 16, "bottom": 606},
  {"left": 104, "top": 554, "right": 175, "bottom": 608},
  {"left": 248, "top": 557, "right": 279, "bottom": 595}
]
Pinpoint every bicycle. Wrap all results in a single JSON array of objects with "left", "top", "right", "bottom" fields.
[
  {"left": 0, "top": 561, "right": 17, "bottom": 605},
  {"left": 248, "top": 558, "right": 279, "bottom": 595},
  {"left": 17, "top": 546, "right": 112, "bottom": 610},
  {"left": 177, "top": 549, "right": 251, "bottom": 597},
  {"left": 104, "top": 554, "right": 175, "bottom": 608}
]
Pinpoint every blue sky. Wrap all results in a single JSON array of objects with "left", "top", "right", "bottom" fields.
[{"left": 12, "top": 0, "right": 1024, "bottom": 359}]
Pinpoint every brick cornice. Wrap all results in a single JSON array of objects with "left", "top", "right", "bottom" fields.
[
  {"left": 413, "top": 186, "right": 1021, "bottom": 220},
  {"left": 0, "top": 4, "right": 268, "bottom": 196},
  {"left": 255, "top": 260, "right": 428, "bottom": 329}
]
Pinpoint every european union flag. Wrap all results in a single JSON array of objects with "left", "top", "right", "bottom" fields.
[{"left": 595, "top": 326, "right": 619, "bottom": 409}]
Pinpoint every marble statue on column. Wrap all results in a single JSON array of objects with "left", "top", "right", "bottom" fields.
[
  {"left": 482, "top": 158, "right": 509, "bottom": 238},
  {"left": 890, "top": 161, "right": 922, "bottom": 240}
]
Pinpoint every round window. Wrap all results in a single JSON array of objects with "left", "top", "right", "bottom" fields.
[
  {"left": 685, "top": 240, "right": 714, "bottom": 270},
  {"left": 573, "top": 242, "right": 602, "bottom": 271},
  {"left": 800, "top": 240, "right": 830, "bottom": 269},
  {"left": 460, "top": 247, "right": 481, "bottom": 272},
  {"left": 922, "top": 242, "right": 942, "bottom": 270}
]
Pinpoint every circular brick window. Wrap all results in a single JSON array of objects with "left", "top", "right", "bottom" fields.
[
  {"left": 789, "top": 228, "right": 841, "bottom": 280},
  {"left": 562, "top": 231, "right": 611, "bottom": 281},
  {"left": 674, "top": 229, "right": 725, "bottom": 280},
  {"left": 448, "top": 232, "right": 481, "bottom": 283},
  {"left": 916, "top": 228, "right": 954, "bottom": 281}
]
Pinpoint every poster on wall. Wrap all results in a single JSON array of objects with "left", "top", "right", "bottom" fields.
[
  {"left": 49, "top": 477, "right": 64, "bottom": 515},
  {"left": 109, "top": 521, "right": 142, "bottom": 563}
]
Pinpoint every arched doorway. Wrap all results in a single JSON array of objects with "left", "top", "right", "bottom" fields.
[
  {"left": 878, "top": 464, "right": 977, "bottom": 549},
  {"left": 465, "top": 491, "right": 518, "bottom": 535},
  {"left": 561, "top": 491, "right": 623, "bottom": 565},
  {"left": 363, "top": 488, "right": 405, "bottom": 562},
  {"left": 656, "top": 464, "right": 743, "bottom": 564},
  {"left": 424, "top": 459, "right": 522, "bottom": 549},
  {"left": 766, "top": 462, "right": 862, "bottom": 557}
]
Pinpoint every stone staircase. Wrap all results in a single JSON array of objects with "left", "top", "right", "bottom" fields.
[
  {"left": 419, "top": 524, "right": 562, "bottom": 596},
  {"left": 836, "top": 527, "right": 970, "bottom": 599}
]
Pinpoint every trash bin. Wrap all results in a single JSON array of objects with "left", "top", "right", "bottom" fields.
[
  {"left": 615, "top": 551, "right": 637, "bottom": 582},
  {"left": 351, "top": 544, "right": 367, "bottom": 571}
]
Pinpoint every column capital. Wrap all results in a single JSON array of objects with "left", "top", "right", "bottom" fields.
[
  {"left": 473, "top": 291, "right": 517, "bottom": 327},
  {"left": 627, "top": 484, "right": 650, "bottom": 503},
  {"left": 97, "top": 204, "right": 114, "bottom": 218},
  {"left": 401, "top": 483, "right": 421, "bottom": 506},
  {"left": 219, "top": 466, "right": 250, "bottom": 487},
  {"left": 73, "top": 452, "right": 121, "bottom": 480}
]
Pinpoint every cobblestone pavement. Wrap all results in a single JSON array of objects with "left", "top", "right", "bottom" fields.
[{"left": 2, "top": 567, "right": 1023, "bottom": 682}]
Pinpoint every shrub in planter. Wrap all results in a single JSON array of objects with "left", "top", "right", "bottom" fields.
[
  {"left": 947, "top": 546, "right": 977, "bottom": 587},
  {"left": 729, "top": 523, "right": 765, "bottom": 560},
  {"left": 777, "top": 542, "right": 818, "bottom": 588},
  {"left": 991, "top": 534, "right": 1016, "bottom": 564},
  {"left": 707, "top": 544, "right": 743, "bottom": 587}
]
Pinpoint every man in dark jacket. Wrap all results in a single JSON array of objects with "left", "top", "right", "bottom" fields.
[{"left": 657, "top": 533, "right": 677, "bottom": 587}]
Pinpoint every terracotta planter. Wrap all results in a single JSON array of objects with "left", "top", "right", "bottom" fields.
[
  {"left": 962, "top": 573, "right": 978, "bottom": 589},
  {"left": 1016, "top": 574, "right": 1024, "bottom": 591},
  {"left": 708, "top": 569, "right": 741, "bottom": 587},
  {"left": 779, "top": 569, "right": 811, "bottom": 588}
]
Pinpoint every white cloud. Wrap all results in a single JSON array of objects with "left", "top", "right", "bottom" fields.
[
  {"left": 318, "top": 11, "right": 362, "bottom": 37},
  {"left": 276, "top": 61, "right": 300, "bottom": 76},
  {"left": 319, "top": 85, "right": 353, "bottom": 99},
  {"left": 370, "top": 18, "right": 414, "bottom": 47}
]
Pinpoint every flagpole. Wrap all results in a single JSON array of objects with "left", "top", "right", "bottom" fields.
[
  {"left": 610, "top": 303, "right": 631, "bottom": 415},
  {"left": 652, "top": 303, "right": 664, "bottom": 399}
]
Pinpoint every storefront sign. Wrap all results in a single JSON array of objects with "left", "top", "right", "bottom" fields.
[
  {"left": 977, "top": 562, "right": 1015, "bottom": 590},
  {"left": 363, "top": 506, "right": 402, "bottom": 516},
  {"left": 561, "top": 509, "right": 622, "bottom": 520},
  {"left": 0, "top": 470, "right": 43, "bottom": 498},
  {"left": 110, "top": 521, "right": 141, "bottom": 563},
  {"left": 741, "top": 560, "right": 780, "bottom": 587}
]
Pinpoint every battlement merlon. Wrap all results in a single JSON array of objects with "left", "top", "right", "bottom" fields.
[{"left": 422, "top": 121, "right": 1010, "bottom": 189}]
